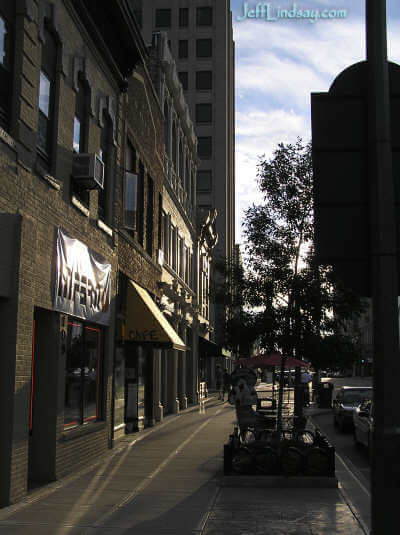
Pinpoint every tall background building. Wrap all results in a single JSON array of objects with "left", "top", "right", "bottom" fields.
[{"left": 138, "top": 0, "right": 235, "bottom": 347}]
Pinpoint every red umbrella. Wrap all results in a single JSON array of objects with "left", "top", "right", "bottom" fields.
[{"left": 239, "top": 352, "right": 310, "bottom": 369}]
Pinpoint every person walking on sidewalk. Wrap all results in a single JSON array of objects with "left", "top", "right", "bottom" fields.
[
  {"left": 221, "top": 368, "right": 231, "bottom": 401},
  {"left": 301, "top": 370, "right": 312, "bottom": 406},
  {"left": 216, "top": 365, "right": 223, "bottom": 399}
]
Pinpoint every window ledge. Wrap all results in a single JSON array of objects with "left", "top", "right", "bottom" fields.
[
  {"left": 97, "top": 219, "right": 113, "bottom": 237},
  {"left": 61, "top": 421, "right": 107, "bottom": 442},
  {"left": 72, "top": 195, "right": 90, "bottom": 217},
  {"left": 0, "top": 127, "right": 17, "bottom": 151},
  {"left": 35, "top": 162, "right": 61, "bottom": 191}
]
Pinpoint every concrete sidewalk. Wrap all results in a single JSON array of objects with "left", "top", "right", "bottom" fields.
[{"left": 0, "top": 397, "right": 366, "bottom": 534}]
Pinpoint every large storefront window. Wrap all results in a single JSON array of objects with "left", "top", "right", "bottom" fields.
[{"left": 64, "top": 321, "right": 102, "bottom": 430}]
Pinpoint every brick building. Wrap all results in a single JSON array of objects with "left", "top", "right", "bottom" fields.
[
  {"left": 0, "top": 0, "right": 162, "bottom": 506},
  {"left": 0, "top": 0, "right": 217, "bottom": 506}
]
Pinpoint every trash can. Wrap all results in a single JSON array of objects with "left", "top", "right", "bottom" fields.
[{"left": 317, "top": 382, "right": 334, "bottom": 408}]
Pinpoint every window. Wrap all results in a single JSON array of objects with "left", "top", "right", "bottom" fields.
[
  {"left": 129, "top": 0, "right": 142, "bottom": 28},
  {"left": 0, "top": 6, "right": 14, "bottom": 130},
  {"left": 155, "top": 8, "right": 171, "bottom": 27},
  {"left": 196, "top": 39, "right": 212, "bottom": 58},
  {"left": 73, "top": 78, "right": 88, "bottom": 154},
  {"left": 64, "top": 321, "right": 103, "bottom": 430},
  {"left": 124, "top": 142, "right": 137, "bottom": 231},
  {"left": 179, "top": 140, "right": 184, "bottom": 182},
  {"left": 179, "top": 8, "right": 188, "bottom": 27},
  {"left": 178, "top": 40, "right": 188, "bottom": 59},
  {"left": 158, "top": 194, "right": 163, "bottom": 252},
  {"left": 179, "top": 238, "right": 185, "bottom": 279},
  {"left": 196, "top": 103, "right": 212, "bottom": 124},
  {"left": 72, "top": 76, "right": 90, "bottom": 206},
  {"left": 98, "top": 111, "right": 113, "bottom": 222},
  {"left": 178, "top": 71, "right": 188, "bottom": 91},
  {"left": 197, "top": 170, "right": 212, "bottom": 191},
  {"left": 137, "top": 162, "right": 145, "bottom": 245},
  {"left": 171, "top": 226, "right": 177, "bottom": 271},
  {"left": 37, "top": 26, "right": 57, "bottom": 159},
  {"left": 163, "top": 101, "right": 169, "bottom": 154},
  {"left": 197, "top": 7, "right": 213, "bottom": 26},
  {"left": 197, "top": 137, "right": 212, "bottom": 159},
  {"left": 146, "top": 175, "right": 154, "bottom": 256},
  {"left": 196, "top": 71, "right": 212, "bottom": 91},
  {"left": 163, "top": 211, "right": 170, "bottom": 263},
  {"left": 172, "top": 121, "right": 177, "bottom": 169}
]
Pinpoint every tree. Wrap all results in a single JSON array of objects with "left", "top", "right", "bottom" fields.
[{"left": 226, "top": 139, "right": 365, "bottom": 369}]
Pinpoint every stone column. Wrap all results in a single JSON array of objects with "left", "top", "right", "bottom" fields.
[
  {"left": 153, "top": 349, "right": 163, "bottom": 422},
  {"left": 177, "top": 324, "right": 187, "bottom": 410},
  {"left": 190, "top": 317, "right": 200, "bottom": 405},
  {"left": 161, "top": 349, "right": 168, "bottom": 414},
  {"left": 167, "top": 349, "right": 179, "bottom": 414}
]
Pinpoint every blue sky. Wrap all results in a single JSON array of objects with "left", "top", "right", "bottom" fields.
[{"left": 231, "top": 0, "right": 400, "bottom": 243}]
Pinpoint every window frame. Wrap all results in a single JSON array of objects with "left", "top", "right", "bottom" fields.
[
  {"left": 197, "top": 170, "right": 212, "bottom": 191},
  {"left": 195, "top": 103, "right": 212, "bottom": 124},
  {"left": 155, "top": 8, "right": 171, "bottom": 28},
  {"left": 197, "top": 136, "right": 212, "bottom": 160},
  {"left": 196, "top": 7, "right": 213, "bottom": 26},
  {"left": 0, "top": 7, "right": 14, "bottom": 131},
  {"left": 178, "top": 71, "right": 188, "bottom": 91},
  {"left": 179, "top": 8, "right": 189, "bottom": 27},
  {"left": 64, "top": 321, "right": 103, "bottom": 431},
  {"left": 178, "top": 39, "right": 188, "bottom": 59},
  {"left": 37, "top": 24, "right": 58, "bottom": 163},
  {"left": 196, "top": 71, "right": 212, "bottom": 91},
  {"left": 196, "top": 38, "right": 212, "bottom": 58}
]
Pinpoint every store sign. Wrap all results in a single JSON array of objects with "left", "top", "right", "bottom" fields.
[{"left": 54, "top": 228, "right": 111, "bottom": 325}]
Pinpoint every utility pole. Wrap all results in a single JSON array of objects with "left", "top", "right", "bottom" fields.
[{"left": 366, "top": 1, "right": 400, "bottom": 532}]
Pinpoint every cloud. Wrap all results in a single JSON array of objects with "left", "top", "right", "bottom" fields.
[{"left": 232, "top": 0, "right": 400, "bottom": 243}]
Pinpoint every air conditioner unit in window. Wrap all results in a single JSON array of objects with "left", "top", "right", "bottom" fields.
[{"left": 72, "top": 153, "right": 104, "bottom": 189}]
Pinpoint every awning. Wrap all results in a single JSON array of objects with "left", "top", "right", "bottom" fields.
[
  {"left": 125, "top": 281, "right": 186, "bottom": 351},
  {"left": 199, "top": 337, "right": 228, "bottom": 358}
]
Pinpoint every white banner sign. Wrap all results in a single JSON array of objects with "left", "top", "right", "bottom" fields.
[{"left": 54, "top": 228, "right": 111, "bottom": 325}]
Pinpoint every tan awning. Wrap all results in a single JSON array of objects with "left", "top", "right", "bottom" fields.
[{"left": 125, "top": 281, "right": 186, "bottom": 351}]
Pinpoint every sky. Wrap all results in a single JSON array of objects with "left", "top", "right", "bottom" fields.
[{"left": 231, "top": 0, "right": 400, "bottom": 244}]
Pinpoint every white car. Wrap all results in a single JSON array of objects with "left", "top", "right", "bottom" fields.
[{"left": 353, "top": 399, "right": 373, "bottom": 450}]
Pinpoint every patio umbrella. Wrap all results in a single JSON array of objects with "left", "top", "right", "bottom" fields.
[{"left": 239, "top": 352, "right": 310, "bottom": 369}]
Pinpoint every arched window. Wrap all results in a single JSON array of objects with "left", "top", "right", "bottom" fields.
[
  {"left": 163, "top": 101, "right": 169, "bottom": 156},
  {"left": 172, "top": 121, "right": 177, "bottom": 169},
  {"left": 37, "top": 25, "right": 57, "bottom": 160},
  {"left": 0, "top": 3, "right": 14, "bottom": 131},
  {"left": 98, "top": 111, "right": 113, "bottom": 222}
]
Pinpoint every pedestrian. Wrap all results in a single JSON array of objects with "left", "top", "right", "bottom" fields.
[
  {"left": 221, "top": 368, "right": 231, "bottom": 401},
  {"left": 231, "top": 378, "right": 257, "bottom": 439},
  {"left": 215, "top": 365, "right": 223, "bottom": 399},
  {"left": 301, "top": 369, "right": 312, "bottom": 406}
]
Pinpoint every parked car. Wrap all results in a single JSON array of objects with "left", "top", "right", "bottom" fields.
[
  {"left": 353, "top": 399, "right": 373, "bottom": 450},
  {"left": 332, "top": 386, "right": 373, "bottom": 432}
]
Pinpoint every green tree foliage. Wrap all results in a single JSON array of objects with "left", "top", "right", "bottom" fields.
[{"left": 228, "top": 139, "right": 365, "bottom": 369}]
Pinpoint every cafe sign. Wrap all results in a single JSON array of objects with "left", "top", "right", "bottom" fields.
[{"left": 54, "top": 228, "right": 111, "bottom": 325}]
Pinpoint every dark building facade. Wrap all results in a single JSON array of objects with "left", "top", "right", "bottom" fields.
[
  {"left": 0, "top": 0, "right": 219, "bottom": 507},
  {"left": 0, "top": 0, "right": 145, "bottom": 505}
]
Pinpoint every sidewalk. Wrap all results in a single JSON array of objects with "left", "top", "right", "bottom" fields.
[{"left": 0, "top": 397, "right": 366, "bottom": 534}]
